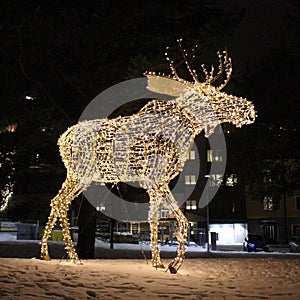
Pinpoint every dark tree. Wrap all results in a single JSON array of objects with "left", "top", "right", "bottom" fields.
[{"left": 75, "top": 196, "right": 97, "bottom": 259}]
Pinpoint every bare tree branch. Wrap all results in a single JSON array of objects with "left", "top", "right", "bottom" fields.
[{"left": 18, "top": 40, "right": 72, "bottom": 124}]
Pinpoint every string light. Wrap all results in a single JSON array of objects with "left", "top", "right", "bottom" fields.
[
  {"left": 41, "top": 45, "right": 255, "bottom": 273},
  {"left": 0, "top": 150, "right": 15, "bottom": 212},
  {"left": 0, "top": 183, "right": 14, "bottom": 211}
]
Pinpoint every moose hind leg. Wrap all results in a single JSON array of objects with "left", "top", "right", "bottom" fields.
[
  {"left": 58, "top": 180, "right": 83, "bottom": 263},
  {"left": 41, "top": 179, "right": 82, "bottom": 262},
  {"left": 164, "top": 188, "right": 188, "bottom": 274}
]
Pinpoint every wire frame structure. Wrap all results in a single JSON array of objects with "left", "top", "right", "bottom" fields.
[{"left": 41, "top": 44, "right": 256, "bottom": 273}]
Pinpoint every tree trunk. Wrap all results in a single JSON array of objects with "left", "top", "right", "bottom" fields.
[{"left": 76, "top": 197, "right": 97, "bottom": 259}]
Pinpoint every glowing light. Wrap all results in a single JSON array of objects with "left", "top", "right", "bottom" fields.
[
  {"left": 0, "top": 183, "right": 14, "bottom": 211},
  {"left": 5, "top": 124, "right": 17, "bottom": 133},
  {"left": 0, "top": 150, "right": 15, "bottom": 212},
  {"left": 41, "top": 45, "right": 255, "bottom": 273},
  {"left": 25, "top": 95, "right": 34, "bottom": 101}
]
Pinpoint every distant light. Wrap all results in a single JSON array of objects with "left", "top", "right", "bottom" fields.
[
  {"left": 25, "top": 95, "right": 34, "bottom": 101},
  {"left": 6, "top": 124, "right": 17, "bottom": 133},
  {"left": 96, "top": 206, "right": 105, "bottom": 211}
]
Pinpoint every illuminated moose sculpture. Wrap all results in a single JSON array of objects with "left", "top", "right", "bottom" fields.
[{"left": 41, "top": 45, "right": 255, "bottom": 273}]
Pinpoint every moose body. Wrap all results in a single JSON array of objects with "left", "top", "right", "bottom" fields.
[
  {"left": 41, "top": 48, "right": 255, "bottom": 273},
  {"left": 70, "top": 99, "right": 195, "bottom": 186}
]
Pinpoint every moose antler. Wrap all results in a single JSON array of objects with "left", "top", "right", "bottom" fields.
[
  {"left": 164, "top": 41, "right": 232, "bottom": 91},
  {"left": 201, "top": 48, "right": 232, "bottom": 90}
]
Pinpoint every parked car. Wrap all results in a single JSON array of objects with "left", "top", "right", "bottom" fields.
[
  {"left": 289, "top": 237, "right": 300, "bottom": 253},
  {"left": 243, "top": 234, "right": 269, "bottom": 252}
]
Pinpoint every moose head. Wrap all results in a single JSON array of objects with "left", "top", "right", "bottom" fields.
[{"left": 145, "top": 41, "right": 256, "bottom": 137}]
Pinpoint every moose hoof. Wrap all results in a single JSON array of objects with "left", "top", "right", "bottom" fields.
[
  {"left": 168, "top": 266, "right": 177, "bottom": 274},
  {"left": 153, "top": 262, "right": 165, "bottom": 269},
  {"left": 69, "top": 257, "right": 82, "bottom": 265},
  {"left": 41, "top": 254, "right": 51, "bottom": 261}
]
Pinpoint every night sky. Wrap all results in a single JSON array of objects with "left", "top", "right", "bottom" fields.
[
  {"left": 0, "top": 0, "right": 299, "bottom": 174},
  {"left": 215, "top": 0, "right": 297, "bottom": 68},
  {"left": 0, "top": 1, "right": 298, "bottom": 118}
]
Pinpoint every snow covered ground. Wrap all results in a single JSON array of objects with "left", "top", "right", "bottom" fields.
[
  {"left": 0, "top": 257, "right": 299, "bottom": 299},
  {"left": 0, "top": 231, "right": 298, "bottom": 259},
  {"left": 0, "top": 232, "right": 300, "bottom": 299}
]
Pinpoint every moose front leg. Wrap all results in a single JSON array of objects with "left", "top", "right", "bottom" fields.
[
  {"left": 147, "top": 189, "right": 165, "bottom": 269},
  {"left": 41, "top": 196, "right": 60, "bottom": 261},
  {"left": 59, "top": 203, "right": 81, "bottom": 264},
  {"left": 149, "top": 220, "right": 165, "bottom": 269}
]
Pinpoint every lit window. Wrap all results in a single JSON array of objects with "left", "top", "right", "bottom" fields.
[
  {"left": 207, "top": 150, "right": 223, "bottom": 162},
  {"left": 190, "top": 175, "right": 196, "bottom": 184},
  {"left": 214, "top": 150, "right": 223, "bottom": 162},
  {"left": 209, "top": 174, "right": 223, "bottom": 187},
  {"left": 185, "top": 175, "right": 196, "bottom": 185},
  {"left": 189, "top": 150, "right": 196, "bottom": 160},
  {"left": 96, "top": 206, "right": 105, "bottom": 211},
  {"left": 263, "top": 197, "right": 273, "bottom": 211},
  {"left": 226, "top": 174, "right": 238, "bottom": 186},
  {"left": 296, "top": 196, "right": 300, "bottom": 211},
  {"left": 186, "top": 200, "right": 197, "bottom": 210},
  {"left": 185, "top": 175, "right": 190, "bottom": 185},
  {"left": 207, "top": 150, "right": 212, "bottom": 162}
]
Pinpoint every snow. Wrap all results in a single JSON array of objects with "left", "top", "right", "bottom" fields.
[
  {"left": 0, "top": 232, "right": 17, "bottom": 241},
  {"left": 95, "top": 238, "right": 204, "bottom": 252},
  {"left": 0, "top": 232, "right": 300, "bottom": 299},
  {"left": 0, "top": 257, "right": 299, "bottom": 299}
]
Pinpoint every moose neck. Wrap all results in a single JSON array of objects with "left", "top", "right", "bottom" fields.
[{"left": 175, "top": 90, "right": 220, "bottom": 137}]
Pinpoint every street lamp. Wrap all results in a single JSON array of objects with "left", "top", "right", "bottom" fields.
[{"left": 205, "top": 174, "right": 210, "bottom": 253}]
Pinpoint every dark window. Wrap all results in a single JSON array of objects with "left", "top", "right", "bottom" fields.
[{"left": 296, "top": 196, "right": 300, "bottom": 211}]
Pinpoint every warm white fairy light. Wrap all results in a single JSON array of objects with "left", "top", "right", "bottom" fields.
[
  {"left": 0, "top": 150, "right": 15, "bottom": 212},
  {"left": 41, "top": 45, "right": 255, "bottom": 273},
  {"left": 0, "top": 182, "right": 14, "bottom": 211}
]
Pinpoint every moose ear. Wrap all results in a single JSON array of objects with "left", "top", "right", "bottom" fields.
[{"left": 145, "top": 74, "right": 189, "bottom": 96}]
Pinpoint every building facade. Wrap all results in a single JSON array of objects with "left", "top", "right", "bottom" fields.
[{"left": 246, "top": 190, "right": 300, "bottom": 244}]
